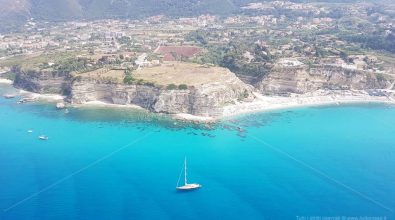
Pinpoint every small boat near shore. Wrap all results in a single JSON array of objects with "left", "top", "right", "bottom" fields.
[
  {"left": 18, "top": 97, "right": 36, "bottom": 104},
  {"left": 38, "top": 135, "right": 49, "bottom": 140},
  {"left": 176, "top": 157, "right": 201, "bottom": 191},
  {"left": 3, "top": 94, "right": 17, "bottom": 99}
]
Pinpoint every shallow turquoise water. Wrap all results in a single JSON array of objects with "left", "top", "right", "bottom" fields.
[{"left": 0, "top": 84, "right": 394, "bottom": 219}]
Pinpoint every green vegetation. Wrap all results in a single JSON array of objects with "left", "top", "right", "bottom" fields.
[
  {"left": 0, "top": 0, "right": 251, "bottom": 27},
  {"left": 55, "top": 58, "right": 92, "bottom": 73},
  {"left": 165, "top": 84, "right": 189, "bottom": 90},
  {"left": 0, "top": 52, "right": 79, "bottom": 70},
  {"left": 166, "top": 84, "right": 177, "bottom": 90},
  {"left": 190, "top": 39, "right": 274, "bottom": 79},
  {"left": 341, "top": 34, "right": 395, "bottom": 53},
  {"left": 186, "top": 30, "right": 209, "bottom": 45},
  {"left": 0, "top": 71, "right": 16, "bottom": 81},
  {"left": 123, "top": 72, "right": 135, "bottom": 84},
  {"left": 178, "top": 84, "right": 188, "bottom": 90}
]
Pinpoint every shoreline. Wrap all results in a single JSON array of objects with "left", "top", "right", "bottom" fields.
[
  {"left": 19, "top": 89, "right": 65, "bottom": 101},
  {"left": 0, "top": 79, "right": 13, "bottom": 84},
  {"left": 3, "top": 83, "right": 395, "bottom": 122},
  {"left": 221, "top": 90, "right": 395, "bottom": 120},
  {"left": 75, "top": 100, "right": 145, "bottom": 110}
]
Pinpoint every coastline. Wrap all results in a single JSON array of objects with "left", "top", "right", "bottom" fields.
[
  {"left": 221, "top": 90, "right": 395, "bottom": 120},
  {"left": 19, "top": 89, "right": 65, "bottom": 101},
  {"left": 2, "top": 82, "right": 395, "bottom": 122},
  {"left": 76, "top": 100, "right": 145, "bottom": 110},
  {"left": 0, "top": 79, "right": 13, "bottom": 84},
  {"left": 19, "top": 89, "right": 146, "bottom": 110}
]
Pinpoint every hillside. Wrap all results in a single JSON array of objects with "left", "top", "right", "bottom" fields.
[
  {"left": 0, "top": 0, "right": 249, "bottom": 23},
  {"left": 0, "top": 0, "right": 31, "bottom": 32},
  {"left": 1, "top": 0, "right": 392, "bottom": 32},
  {"left": 0, "top": 0, "right": 250, "bottom": 32}
]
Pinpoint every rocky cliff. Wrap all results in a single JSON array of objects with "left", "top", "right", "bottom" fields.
[
  {"left": 12, "top": 64, "right": 394, "bottom": 117},
  {"left": 70, "top": 78, "right": 252, "bottom": 117},
  {"left": 255, "top": 65, "right": 392, "bottom": 95},
  {"left": 13, "top": 67, "right": 253, "bottom": 117},
  {"left": 13, "top": 68, "right": 72, "bottom": 95}
]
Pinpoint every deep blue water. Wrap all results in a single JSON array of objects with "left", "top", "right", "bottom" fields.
[{"left": 0, "top": 84, "right": 394, "bottom": 220}]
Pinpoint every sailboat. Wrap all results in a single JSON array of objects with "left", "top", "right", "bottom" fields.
[{"left": 176, "top": 157, "right": 201, "bottom": 191}]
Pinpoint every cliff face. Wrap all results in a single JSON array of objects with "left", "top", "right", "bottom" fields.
[
  {"left": 255, "top": 65, "right": 391, "bottom": 95},
  {"left": 70, "top": 78, "right": 252, "bottom": 117},
  {"left": 13, "top": 68, "right": 71, "bottom": 95},
  {"left": 13, "top": 64, "right": 394, "bottom": 117},
  {"left": 14, "top": 67, "right": 252, "bottom": 117}
]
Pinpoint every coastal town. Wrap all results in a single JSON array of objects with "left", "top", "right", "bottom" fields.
[{"left": 0, "top": 0, "right": 394, "bottom": 120}]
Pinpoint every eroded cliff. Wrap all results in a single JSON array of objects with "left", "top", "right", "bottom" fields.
[
  {"left": 12, "top": 63, "right": 394, "bottom": 118},
  {"left": 255, "top": 65, "right": 392, "bottom": 95},
  {"left": 70, "top": 76, "right": 252, "bottom": 117},
  {"left": 13, "top": 67, "right": 72, "bottom": 95},
  {"left": 13, "top": 65, "right": 253, "bottom": 117}
]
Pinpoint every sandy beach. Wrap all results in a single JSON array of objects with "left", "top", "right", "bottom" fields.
[
  {"left": 222, "top": 90, "right": 395, "bottom": 119},
  {"left": 173, "top": 113, "right": 216, "bottom": 122},
  {"left": 172, "top": 90, "right": 395, "bottom": 122},
  {"left": 80, "top": 100, "right": 145, "bottom": 110},
  {"left": 19, "top": 89, "right": 65, "bottom": 101},
  {"left": 0, "top": 79, "right": 13, "bottom": 84}
]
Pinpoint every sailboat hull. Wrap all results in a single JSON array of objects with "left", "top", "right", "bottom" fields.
[{"left": 176, "top": 184, "right": 202, "bottom": 191}]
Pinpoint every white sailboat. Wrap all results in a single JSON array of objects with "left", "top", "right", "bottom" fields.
[
  {"left": 38, "top": 135, "right": 48, "bottom": 140},
  {"left": 176, "top": 157, "right": 201, "bottom": 191}
]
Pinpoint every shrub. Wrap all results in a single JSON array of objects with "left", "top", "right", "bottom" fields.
[
  {"left": 178, "top": 84, "right": 188, "bottom": 90},
  {"left": 243, "top": 89, "right": 249, "bottom": 98},
  {"left": 144, "top": 82, "right": 155, "bottom": 87},
  {"left": 136, "top": 79, "right": 145, "bottom": 85},
  {"left": 166, "top": 84, "right": 177, "bottom": 90},
  {"left": 123, "top": 74, "right": 135, "bottom": 84}
]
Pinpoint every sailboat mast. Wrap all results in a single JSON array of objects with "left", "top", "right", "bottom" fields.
[{"left": 184, "top": 157, "right": 187, "bottom": 185}]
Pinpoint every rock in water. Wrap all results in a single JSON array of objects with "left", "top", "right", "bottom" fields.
[{"left": 56, "top": 102, "right": 66, "bottom": 109}]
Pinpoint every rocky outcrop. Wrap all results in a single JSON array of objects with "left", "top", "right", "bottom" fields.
[
  {"left": 13, "top": 68, "right": 72, "bottom": 95},
  {"left": 255, "top": 65, "right": 392, "bottom": 95},
  {"left": 70, "top": 77, "right": 253, "bottom": 117},
  {"left": 14, "top": 67, "right": 254, "bottom": 117}
]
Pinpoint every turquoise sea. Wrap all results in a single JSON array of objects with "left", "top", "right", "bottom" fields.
[{"left": 0, "top": 84, "right": 394, "bottom": 220}]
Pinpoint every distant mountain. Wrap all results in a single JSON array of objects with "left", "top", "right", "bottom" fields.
[
  {"left": 0, "top": 0, "right": 31, "bottom": 32},
  {"left": 0, "top": 0, "right": 389, "bottom": 32},
  {"left": 0, "top": 0, "right": 250, "bottom": 21},
  {"left": 0, "top": 0, "right": 257, "bottom": 32},
  {"left": 30, "top": 0, "right": 83, "bottom": 20}
]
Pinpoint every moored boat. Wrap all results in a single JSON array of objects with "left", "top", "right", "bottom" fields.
[
  {"left": 176, "top": 157, "right": 201, "bottom": 191},
  {"left": 3, "top": 94, "right": 16, "bottom": 99},
  {"left": 38, "top": 135, "right": 49, "bottom": 140}
]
